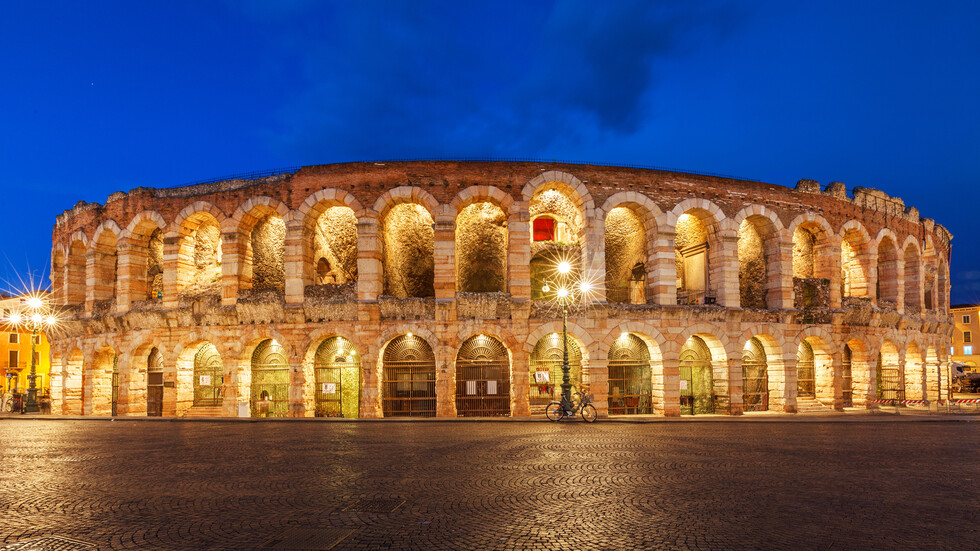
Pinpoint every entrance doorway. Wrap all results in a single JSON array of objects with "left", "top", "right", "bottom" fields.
[
  {"left": 679, "top": 336, "right": 714, "bottom": 415},
  {"left": 607, "top": 333, "right": 652, "bottom": 415},
  {"left": 314, "top": 336, "right": 360, "bottom": 418},
  {"left": 146, "top": 348, "right": 163, "bottom": 417},
  {"left": 251, "top": 339, "right": 289, "bottom": 417},
  {"left": 742, "top": 338, "right": 768, "bottom": 411},
  {"left": 455, "top": 335, "right": 510, "bottom": 417},
  {"left": 381, "top": 334, "right": 436, "bottom": 417}
]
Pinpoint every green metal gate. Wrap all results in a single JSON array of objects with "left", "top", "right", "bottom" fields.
[
  {"left": 251, "top": 339, "right": 289, "bottom": 417},
  {"left": 455, "top": 335, "right": 510, "bottom": 417},
  {"left": 110, "top": 354, "right": 119, "bottom": 417},
  {"left": 146, "top": 347, "right": 164, "bottom": 416},
  {"left": 607, "top": 333, "right": 652, "bottom": 415},
  {"left": 679, "top": 336, "right": 714, "bottom": 415},
  {"left": 742, "top": 337, "right": 768, "bottom": 412},
  {"left": 877, "top": 352, "right": 904, "bottom": 402},
  {"left": 842, "top": 345, "right": 853, "bottom": 407},
  {"left": 382, "top": 334, "right": 436, "bottom": 417},
  {"left": 314, "top": 336, "right": 360, "bottom": 418},
  {"left": 193, "top": 343, "right": 223, "bottom": 407},
  {"left": 797, "top": 340, "right": 816, "bottom": 398},
  {"left": 529, "top": 333, "right": 582, "bottom": 410}
]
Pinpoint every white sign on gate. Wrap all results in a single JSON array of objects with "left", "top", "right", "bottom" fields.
[
  {"left": 199, "top": 375, "right": 211, "bottom": 387},
  {"left": 486, "top": 380, "right": 497, "bottom": 395},
  {"left": 323, "top": 383, "right": 337, "bottom": 394},
  {"left": 466, "top": 380, "right": 477, "bottom": 395},
  {"left": 534, "top": 371, "right": 550, "bottom": 383},
  {"left": 679, "top": 379, "right": 688, "bottom": 390}
]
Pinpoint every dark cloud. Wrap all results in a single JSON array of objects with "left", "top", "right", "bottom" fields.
[{"left": 269, "top": 0, "right": 745, "bottom": 160}]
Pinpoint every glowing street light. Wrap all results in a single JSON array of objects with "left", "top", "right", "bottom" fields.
[
  {"left": 541, "top": 259, "right": 595, "bottom": 416},
  {"left": 3, "top": 292, "right": 59, "bottom": 413}
]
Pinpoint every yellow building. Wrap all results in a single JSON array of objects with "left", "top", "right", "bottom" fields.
[
  {"left": 0, "top": 294, "right": 52, "bottom": 397},
  {"left": 951, "top": 304, "right": 980, "bottom": 372}
]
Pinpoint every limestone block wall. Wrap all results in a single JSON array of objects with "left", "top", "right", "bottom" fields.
[{"left": 46, "top": 162, "right": 953, "bottom": 418}]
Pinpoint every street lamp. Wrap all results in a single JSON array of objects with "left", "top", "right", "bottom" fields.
[
  {"left": 542, "top": 260, "right": 593, "bottom": 415},
  {"left": 4, "top": 293, "right": 58, "bottom": 413}
]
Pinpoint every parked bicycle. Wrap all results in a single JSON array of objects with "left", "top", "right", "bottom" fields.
[{"left": 546, "top": 390, "right": 597, "bottom": 423}]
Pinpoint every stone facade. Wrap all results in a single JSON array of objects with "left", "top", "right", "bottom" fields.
[{"left": 46, "top": 162, "right": 954, "bottom": 418}]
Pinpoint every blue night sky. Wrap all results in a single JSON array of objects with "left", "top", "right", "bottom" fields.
[{"left": 1, "top": 1, "right": 978, "bottom": 301}]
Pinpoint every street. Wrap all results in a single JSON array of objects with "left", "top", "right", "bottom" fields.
[{"left": 1, "top": 419, "right": 978, "bottom": 550}]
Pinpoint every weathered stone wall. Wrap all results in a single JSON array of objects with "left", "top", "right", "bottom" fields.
[
  {"left": 737, "top": 220, "right": 767, "bottom": 309},
  {"left": 456, "top": 202, "right": 507, "bottom": 293},
  {"left": 793, "top": 227, "right": 816, "bottom": 278},
  {"left": 148, "top": 229, "right": 164, "bottom": 299},
  {"left": 604, "top": 207, "right": 645, "bottom": 303},
  {"left": 251, "top": 216, "right": 285, "bottom": 292},
  {"left": 530, "top": 188, "right": 580, "bottom": 240},
  {"left": 382, "top": 203, "right": 434, "bottom": 298},
  {"left": 313, "top": 207, "right": 358, "bottom": 284},
  {"left": 674, "top": 213, "right": 708, "bottom": 289}
]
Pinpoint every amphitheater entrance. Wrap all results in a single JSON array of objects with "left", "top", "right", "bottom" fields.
[
  {"left": 797, "top": 341, "right": 816, "bottom": 399},
  {"left": 529, "top": 333, "right": 582, "bottom": 414},
  {"left": 680, "top": 336, "right": 714, "bottom": 415},
  {"left": 742, "top": 338, "right": 769, "bottom": 412},
  {"left": 877, "top": 346, "right": 904, "bottom": 402},
  {"left": 607, "top": 333, "right": 653, "bottom": 415},
  {"left": 193, "top": 343, "right": 222, "bottom": 407},
  {"left": 842, "top": 345, "right": 854, "bottom": 407},
  {"left": 382, "top": 334, "right": 436, "bottom": 417},
  {"left": 250, "top": 339, "right": 289, "bottom": 417},
  {"left": 455, "top": 335, "right": 510, "bottom": 417},
  {"left": 146, "top": 347, "right": 164, "bottom": 416},
  {"left": 313, "top": 336, "right": 360, "bottom": 418}
]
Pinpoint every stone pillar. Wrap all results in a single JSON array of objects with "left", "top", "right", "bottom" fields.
[
  {"left": 769, "top": 237, "right": 794, "bottom": 309},
  {"left": 360, "top": 351, "right": 382, "bottom": 418},
  {"left": 715, "top": 231, "right": 740, "bottom": 308},
  {"left": 356, "top": 216, "right": 383, "bottom": 302},
  {"left": 583, "top": 219, "right": 606, "bottom": 303},
  {"left": 115, "top": 241, "right": 141, "bottom": 313},
  {"left": 115, "top": 353, "right": 136, "bottom": 416},
  {"left": 283, "top": 218, "right": 305, "bottom": 305},
  {"left": 895, "top": 261, "right": 906, "bottom": 313},
  {"left": 511, "top": 346, "right": 531, "bottom": 417},
  {"left": 652, "top": 230, "right": 677, "bottom": 306},
  {"left": 781, "top": 351, "right": 798, "bottom": 413},
  {"left": 589, "top": 357, "right": 609, "bottom": 418},
  {"left": 288, "top": 358, "right": 305, "bottom": 418},
  {"left": 826, "top": 240, "right": 842, "bottom": 308},
  {"left": 220, "top": 232, "right": 245, "bottom": 306},
  {"left": 727, "top": 356, "right": 743, "bottom": 415},
  {"left": 661, "top": 356, "right": 681, "bottom": 417},
  {"left": 435, "top": 346, "right": 456, "bottom": 417},
  {"left": 83, "top": 250, "right": 97, "bottom": 315},
  {"left": 162, "top": 236, "right": 181, "bottom": 308},
  {"left": 433, "top": 213, "right": 456, "bottom": 300},
  {"left": 508, "top": 204, "right": 531, "bottom": 300}
]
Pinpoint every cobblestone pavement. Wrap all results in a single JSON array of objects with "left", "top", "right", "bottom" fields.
[{"left": 1, "top": 419, "right": 978, "bottom": 550}]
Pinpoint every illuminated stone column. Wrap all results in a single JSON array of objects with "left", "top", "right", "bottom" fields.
[
  {"left": 162, "top": 236, "right": 180, "bottom": 308},
  {"left": 220, "top": 231, "right": 245, "bottom": 306},
  {"left": 651, "top": 230, "right": 677, "bottom": 306},
  {"left": 769, "top": 236, "right": 795, "bottom": 309},
  {"left": 435, "top": 344, "right": 456, "bottom": 417},
  {"left": 83, "top": 250, "right": 97, "bottom": 315},
  {"left": 508, "top": 203, "right": 531, "bottom": 300},
  {"left": 283, "top": 217, "right": 305, "bottom": 305},
  {"left": 780, "top": 349, "right": 797, "bottom": 413},
  {"left": 115, "top": 241, "right": 142, "bottom": 313},
  {"left": 356, "top": 215, "right": 382, "bottom": 302},
  {"left": 359, "top": 349, "right": 382, "bottom": 418},
  {"left": 511, "top": 345, "right": 530, "bottom": 417},
  {"left": 715, "top": 231, "right": 740, "bottom": 308},
  {"left": 661, "top": 355, "right": 680, "bottom": 417},
  {"left": 825, "top": 238, "right": 842, "bottom": 308},
  {"left": 433, "top": 209, "right": 456, "bottom": 300}
]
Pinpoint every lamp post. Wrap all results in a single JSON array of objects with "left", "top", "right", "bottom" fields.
[
  {"left": 4, "top": 295, "right": 57, "bottom": 413},
  {"left": 543, "top": 260, "right": 592, "bottom": 414}
]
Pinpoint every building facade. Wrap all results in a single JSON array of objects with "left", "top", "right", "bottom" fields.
[
  {"left": 46, "top": 162, "right": 954, "bottom": 417},
  {"left": 1, "top": 295, "right": 52, "bottom": 398},
  {"left": 951, "top": 304, "right": 978, "bottom": 372}
]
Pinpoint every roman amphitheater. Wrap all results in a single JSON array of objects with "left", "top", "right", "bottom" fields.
[{"left": 46, "top": 161, "right": 953, "bottom": 418}]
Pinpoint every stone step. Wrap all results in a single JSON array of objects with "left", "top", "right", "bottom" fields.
[
  {"left": 183, "top": 406, "right": 224, "bottom": 418},
  {"left": 796, "top": 397, "right": 834, "bottom": 413}
]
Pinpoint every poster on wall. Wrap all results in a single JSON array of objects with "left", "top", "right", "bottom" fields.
[
  {"left": 486, "top": 380, "right": 497, "bottom": 395},
  {"left": 679, "top": 379, "right": 688, "bottom": 390},
  {"left": 199, "top": 375, "right": 211, "bottom": 387},
  {"left": 466, "top": 381, "right": 477, "bottom": 395},
  {"left": 534, "top": 371, "right": 550, "bottom": 383},
  {"left": 322, "top": 383, "right": 336, "bottom": 394}
]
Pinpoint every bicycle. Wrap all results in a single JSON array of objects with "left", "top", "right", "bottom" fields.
[{"left": 546, "top": 391, "right": 598, "bottom": 423}]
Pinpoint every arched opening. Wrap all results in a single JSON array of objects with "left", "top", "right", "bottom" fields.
[
  {"left": 938, "top": 260, "right": 949, "bottom": 313},
  {"left": 607, "top": 333, "right": 653, "bottom": 415},
  {"left": 529, "top": 333, "right": 583, "bottom": 412},
  {"left": 455, "top": 334, "right": 510, "bottom": 416},
  {"left": 802, "top": 337, "right": 835, "bottom": 407},
  {"left": 381, "top": 334, "right": 436, "bottom": 417},
  {"left": 529, "top": 187, "right": 581, "bottom": 244},
  {"left": 876, "top": 236, "right": 900, "bottom": 307},
  {"left": 530, "top": 247, "right": 582, "bottom": 300},
  {"left": 245, "top": 214, "right": 286, "bottom": 294},
  {"left": 193, "top": 343, "right": 223, "bottom": 407},
  {"left": 382, "top": 203, "right": 434, "bottom": 298},
  {"left": 313, "top": 336, "right": 360, "bottom": 418},
  {"left": 85, "top": 347, "right": 115, "bottom": 416},
  {"left": 797, "top": 340, "right": 816, "bottom": 399},
  {"left": 877, "top": 342, "right": 904, "bottom": 402},
  {"left": 66, "top": 240, "right": 86, "bottom": 305},
  {"left": 742, "top": 337, "right": 769, "bottom": 411},
  {"left": 792, "top": 223, "right": 833, "bottom": 308},
  {"left": 905, "top": 343, "right": 923, "bottom": 400},
  {"left": 679, "top": 336, "right": 714, "bottom": 415},
  {"left": 91, "top": 229, "right": 118, "bottom": 304},
  {"left": 605, "top": 207, "right": 648, "bottom": 304},
  {"left": 903, "top": 243, "right": 922, "bottom": 313},
  {"left": 456, "top": 202, "right": 508, "bottom": 293},
  {"left": 737, "top": 216, "right": 779, "bottom": 309},
  {"left": 176, "top": 212, "right": 222, "bottom": 298},
  {"left": 312, "top": 206, "right": 358, "bottom": 286},
  {"left": 250, "top": 339, "right": 289, "bottom": 417},
  {"left": 845, "top": 338, "right": 872, "bottom": 407},
  {"left": 841, "top": 227, "right": 870, "bottom": 299},
  {"left": 146, "top": 228, "right": 164, "bottom": 300},
  {"left": 146, "top": 347, "right": 164, "bottom": 416},
  {"left": 674, "top": 212, "right": 714, "bottom": 304}
]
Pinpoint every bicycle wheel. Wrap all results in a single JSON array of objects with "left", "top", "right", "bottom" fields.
[
  {"left": 581, "top": 403, "right": 597, "bottom": 423},
  {"left": 545, "top": 402, "right": 564, "bottom": 422}
]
